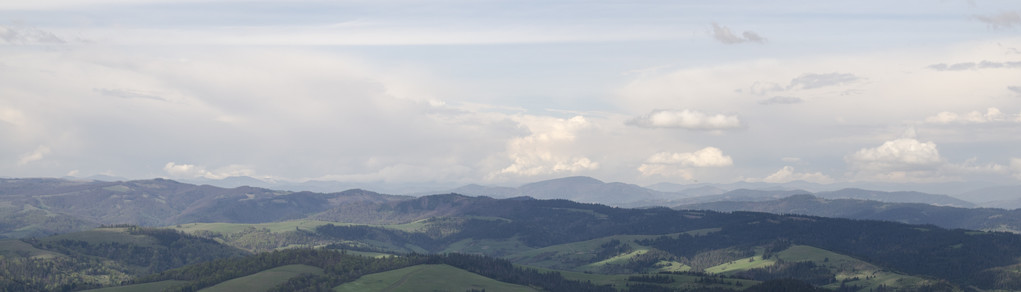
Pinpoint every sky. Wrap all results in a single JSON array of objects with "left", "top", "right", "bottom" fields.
[{"left": 1, "top": 0, "right": 1020, "bottom": 188}]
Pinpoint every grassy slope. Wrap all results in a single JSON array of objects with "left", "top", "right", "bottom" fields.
[
  {"left": 199, "top": 264, "right": 324, "bottom": 292},
  {"left": 40, "top": 228, "right": 157, "bottom": 246},
  {"left": 547, "top": 268, "right": 759, "bottom": 291},
  {"left": 505, "top": 233, "right": 695, "bottom": 272},
  {"left": 333, "top": 264, "right": 538, "bottom": 292},
  {"left": 171, "top": 220, "right": 339, "bottom": 234},
  {"left": 82, "top": 280, "right": 190, "bottom": 292},
  {"left": 0, "top": 238, "right": 63, "bottom": 258},
  {"left": 774, "top": 245, "right": 933, "bottom": 291}
]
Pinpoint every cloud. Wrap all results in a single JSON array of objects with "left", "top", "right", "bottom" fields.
[
  {"left": 847, "top": 138, "right": 943, "bottom": 170},
  {"left": 93, "top": 88, "right": 168, "bottom": 102},
  {"left": 638, "top": 147, "right": 733, "bottom": 179},
  {"left": 163, "top": 162, "right": 255, "bottom": 179},
  {"left": 759, "top": 96, "right": 803, "bottom": 105},
  {"left": 927, "top": 61, "right": 1021, "bottom": 71},
  {"left": 924, "top": 107, "right": 1021, "bottom": 124},
  {"left": 0, "top": 106, "right": 27, "bottom": 126},
  {"left": 497, "top": 115, "right": 600, "bottom": 177},
  {"left": 973, "top": 11, "right": 1021, "bottom": 29},
  {"left": 0, "top": 24, "right": 66, "bottom": 45},
  {"left": 787, "top": 73, "right": 860, "bottom": 90},
  {"left": 626, "top": 109, "right": 742, "bottom": 130},
  {"left": 845, "top": 138, "right": 949, "bottom": 182},
  {"left": 645, "top": 147, "right": 734, "bottom": 167},
  {"left": 753, "top": 166, "right": 834, "bottom": 184},
  {"left": 710, "top": 22, "right": 766, "bottom": 44},
  {"left": 18, "top": 146, "right": 51, "bottom": 165}
]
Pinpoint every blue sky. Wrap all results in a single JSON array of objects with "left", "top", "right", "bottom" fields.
[{"left": 2, "top": 0, "right": 1020, "bottom": 188}]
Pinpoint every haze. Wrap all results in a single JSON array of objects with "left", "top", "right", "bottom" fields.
[{"left": 2, "top": 0, "right": 1020, "bottom": 191}]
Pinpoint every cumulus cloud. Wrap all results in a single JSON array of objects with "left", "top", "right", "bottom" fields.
[
  {"left": 163, "top": 162, "right": 256, "bottom": 180},
  {"left": 924, "top": 107, "right": 1021, "bottom": 124},
  {"left": 710, "top": 22, "right": 766, "bottom": 44},
  {"left": 626, "top": 109, "right": 742, "bottom": 130},
  {"left": 845, "top": 138, "right": 949, "bottom": 182},
  {"left": 973, "top": 11, "right": 1021, "bottom": 29},
  {"left": 18, "top": 146, "right": 51, "bottom": 166},
  {"left": 753, "top": 166, "right": 834, "bottom": 184},
  {"left": 787, "top": 73, "right": 860, "bottom": 90},
  {"left": 927, "top": 61, "right": 1021, "bottom": 71},
  {"left": 847, "top": 138, "right": 943, "bottom": 170},
  {"left": 638, "top": 147, "right": 732, "bottom": 179},
  {"left": 759, "top": 96, "right": 803, "bottom": 105},
  {"left": 497, "top": 115, "right": 600, "bottom": 177}
]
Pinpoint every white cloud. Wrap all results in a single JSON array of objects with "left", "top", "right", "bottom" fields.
[
  {"left": 0, "top": 106, "right": 27, "bottom": 126},
  {"left": 710, "top": 23, "right": 766, "bottom": 44},
  {"left": 18, "top": 146, "right": 51, "bottom": 166},
  {"left": 753, "top": 166, "right": 834, "bottom": 184},
  {"left": 924, "top": 107, "right": 1020, "bottom": 124},
  {"left": 645, "top": 147, "right": 734, "bottom": 167},
  {"left": 638, "top": 147, "right": 732, "bottom": 179},
  {"left": 163, "top": 162, "right": 255, "bottom": 180},
  {"left": 847, "top": 138, "right": 943, "bottom": 170},
  {"left": 626, "top": 109, "right": 742, "bottom": 130},
  {"left": 496, "top": 115, "right": 600, "bottom": 177}
]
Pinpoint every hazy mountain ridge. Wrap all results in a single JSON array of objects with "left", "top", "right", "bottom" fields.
[
  {"left": 0, "top": 178, "right": 412, "bottom": 238},
  {"left": 677, "top": 194, "right": 1021, "bottom": 233}
]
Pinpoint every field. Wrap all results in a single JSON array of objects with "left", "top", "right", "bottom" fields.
[
  {"left": 83, "top": 280, "right": 189, "bottom": 292},
  {"left": 199, "top": 264, "right": 324, "bottom": 292},
  {"left": 171, "top": 220, "right": 339, "bottom": 234},
  {"left": 0, "top": 238, "right": 63, "bottom": 258},
  {"left": 333, "top": 264, "right": 537, "bottom": 292}
]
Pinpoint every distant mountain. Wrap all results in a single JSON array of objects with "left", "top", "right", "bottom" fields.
[
  {"left": 0, "top": 178, "right": 411, "bottom": 237},
  {"left": 815, "top": 188, "right": 974, "bottom": 207},
  {"left": 670, "top": 189, "right": 812, "bottom": 205},
  {"left": 959, "top": 185, "right": 1021, "bottom": 207},
  {"left": 676, "top": 194, "right": 1021, "bottom": 232},
  {"left": 443, "top": 176, "right": 678, "bottom": 207}
]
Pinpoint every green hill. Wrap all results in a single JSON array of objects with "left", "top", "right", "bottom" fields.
[
  {"left": 201, "top": 264, "right": 324, "bottom": 292},
  {"left": 334, "top": 264, "right": 537, "bottom": 292}
]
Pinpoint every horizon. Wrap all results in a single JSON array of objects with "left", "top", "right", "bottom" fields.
[{"left": 3, "top": 1, "right": 1021, "bottom": 188}]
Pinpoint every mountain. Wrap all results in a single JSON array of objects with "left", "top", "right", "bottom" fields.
[
  {"left": 959, "top": 185, "right": 1021, "bottom": 207},
  {"left": 676, "top": 194, "right": 1021, "bottom": 232},
  {"left": 8, "top": 192, "right": 1021, "bottom": 290},
  {"left": 0, "top": 178, "right": 411, "bottom": 238},
  {"left": 815, "top": 188, "right": 974, "bottom": 207},
  {"left": 445, "top": 176, "right": 678, "bottom": 207},
  {"left": 670, "top": 189, "right": 812, "bottom": 205}
]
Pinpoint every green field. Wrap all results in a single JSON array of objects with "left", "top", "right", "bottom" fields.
[
  {"left": 171, "top": 220, "right": 339, "bottom": 234},
  {"left": 704, "top": 255, "right": 776, "bottom": 274},
  {"left": 774, "top": 245, "right": 934, "bottom": 291},
  {"left": 42, "top": 228, "right": 157, "bottom": 246},
  {"left": 83, "top": 280, "right": 189, "bottom": 292},
  {"left": 0, "top": 238, "right": 63, "bottom": 258},
  {"left": 547, "top": 268, "right": 759, "bottom": 291},
  {"left": 333, "top": 264, "right": 538, "bottom": 292},
  {"left": 199, "top": 264, "right": 324, "bottom": 292},
  {"left": 505, "top": 233, "right": 687, "bottom": 271}
]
